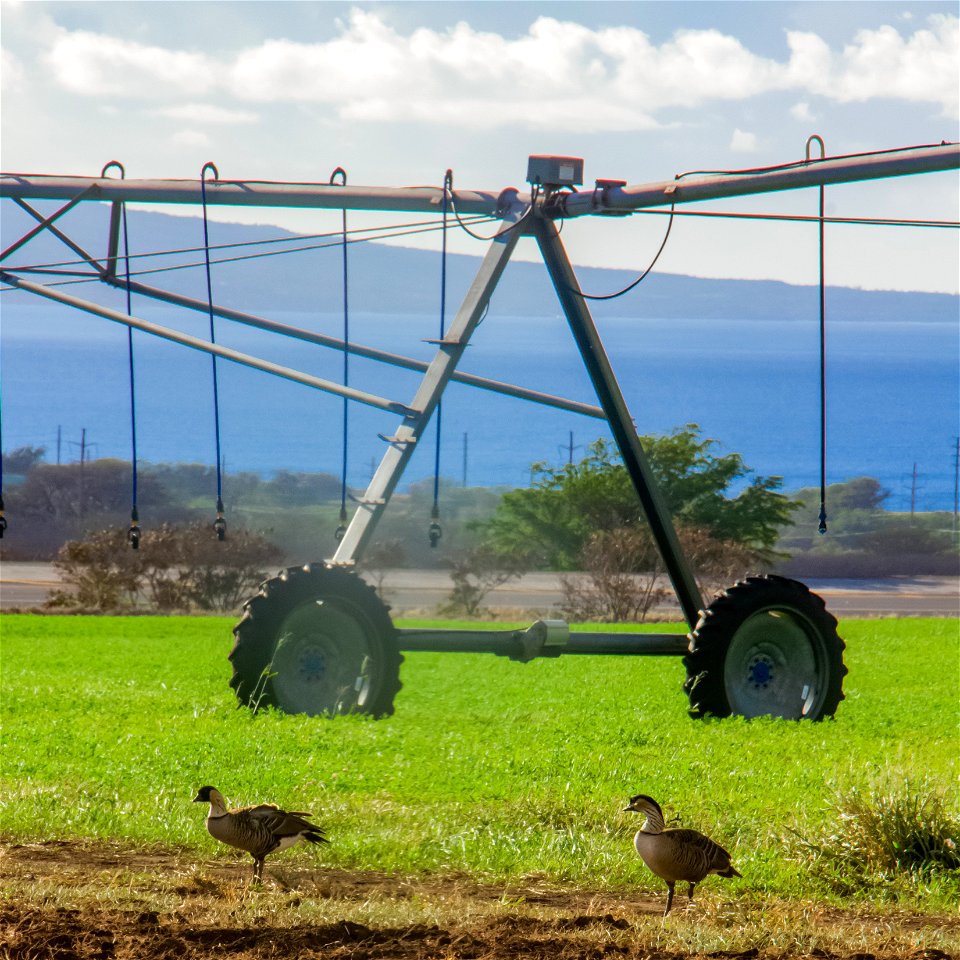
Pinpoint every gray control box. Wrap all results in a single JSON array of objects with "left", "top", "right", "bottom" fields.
[{"left": 526, "top": 155, "right": 584, "bottom": 188}]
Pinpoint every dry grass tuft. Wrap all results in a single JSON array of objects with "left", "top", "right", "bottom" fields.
[{"left": 794, "top": 779, "right": 960, "bottom": 893}]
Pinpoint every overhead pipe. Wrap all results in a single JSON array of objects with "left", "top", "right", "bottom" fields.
[{"left": 2, "top": 143, "right": 957, "bottom": 217}]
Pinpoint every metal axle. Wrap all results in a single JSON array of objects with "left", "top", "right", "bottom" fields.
[{"left": 396, "top": 621, "right": 688, "bottom": 661}]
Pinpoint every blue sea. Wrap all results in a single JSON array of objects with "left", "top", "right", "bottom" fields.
[{"left": 2, "top": 297, "right": 958, "bottom": 513}]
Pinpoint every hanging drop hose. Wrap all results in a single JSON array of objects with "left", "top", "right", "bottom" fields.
[
  {"left": 807, "top": 136, "right": 828, "bottom": 534},
  {"left": 103, "top": 161, "right": 141, "bottom": 549},
  {"left": 331, "top": 166, "right": 350, "bottom": 542},
  {"left": 0, "top": 394, "right": 6, "bottom": 540},
  {"left": 123, "top": 205, "right": 141, "bottom": 549},
  {"left": 200, "top": 162, "right": 227, "bottom": 541},
  {"left": 429, "top": 170, "right": 452, "bottom": 548}
]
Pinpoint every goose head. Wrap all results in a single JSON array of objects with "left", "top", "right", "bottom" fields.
[
  {"left": 624, "top": 793, "right": 661, "bottom": 814},
  {"left": 624, "top": 793, "right": 665, "bottom": 831}
]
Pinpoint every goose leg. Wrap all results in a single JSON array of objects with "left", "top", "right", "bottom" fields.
[
  {"left": 253, "top": 857, "right": 264, "bottom": 883},
  {"left": 688, "top": 882, "right": 696, "bottom": 903},
  {"left": 664, "top": 881, "right": 675, "bottom": 916}
]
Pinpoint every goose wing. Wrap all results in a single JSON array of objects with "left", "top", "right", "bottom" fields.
[
  {"left": 664, "top": 827, "right": 738, "bottom": 877},
  {"left": 243, "top": 804, "right": 328, "bottom": 844}
]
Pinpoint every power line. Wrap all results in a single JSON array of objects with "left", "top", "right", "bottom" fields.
[{"left": 630, "top": 208, "right": 958, "bottom": 229}]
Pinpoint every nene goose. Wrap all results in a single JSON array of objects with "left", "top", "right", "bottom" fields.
[
  {"left": 193, "top": 785, "right": 328, "bottom": 881},
  {"left": 625, "top": 794, "right": 740, "bottom": 916}
]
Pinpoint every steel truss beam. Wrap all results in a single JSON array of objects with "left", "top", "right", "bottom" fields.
[
  {"left": 2, "top": 143, "right": 956, "bottom": 216},
  {"left": 331, "top": 211, "right": 526, "bottom": 564},
  {"left": 531, "top": 215, "right": 704, "bottom": 624},
  {"left": 0, "top": 271, "right": 415, "bottom": 416},
  {"left": 105, "top": 276, "right": 606, "bottom": 421}
]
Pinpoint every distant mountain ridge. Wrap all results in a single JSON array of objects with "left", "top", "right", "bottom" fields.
[{"left": 3, "top": 203, "right": 956, "bottom": 323}]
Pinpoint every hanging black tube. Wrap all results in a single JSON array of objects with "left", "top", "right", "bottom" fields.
[
  {"left": 331, "top": 166, "right": 350, "bottom": 541},
  {"left": 200, "top": 162, "right": 226, "bottom": 541},
  {"left": 817, "top": 181, "right": 828, "bottom": 535},
  {"left": 122, "top": 201, "right": 141, "bottom": 549},
  {"left": 807, "top": 136, "right": 828, "bottom": 535},
  {"left": 429, "top": 171, "right": 452, "bottom": 549},
  {"left": 0, "top": 393, "right": 6, "bottom": 539},
  {"left": 103, "top": 161, "right": 142, "bottom": 550}
]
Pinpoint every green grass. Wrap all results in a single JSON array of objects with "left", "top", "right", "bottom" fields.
[{"left": 1, "top": 614, "right": 957, "bottom": 910}]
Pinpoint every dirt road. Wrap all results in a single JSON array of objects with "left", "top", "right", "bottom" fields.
[
  {"left": 1, "top": 840, "right": 956, "bottom": 959},
  {"left": 1, "top": 562, "right": 957, "bottom": 617}
]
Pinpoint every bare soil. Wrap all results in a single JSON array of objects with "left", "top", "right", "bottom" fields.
[{"left": 1, "top": 841, "right": 956, "bottom": 960}]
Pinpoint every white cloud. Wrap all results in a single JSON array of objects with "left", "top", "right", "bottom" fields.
[
  {"left": 157, "top": 104, "right": 258, "bottom": 125},
  {"left": 43, "top": 30, "right": 215, "bottom": 97},
  {"left": 36, "top": 11, "right": 960, "bottom": 127},
  {"left": 730, "top": 128, "right": 759, "bottom": 152},
  {"left": 790, "top": 101, "right": 816, "bottom": 123},
  {"left": 171, "top": 129, "right": 211, "bottom": 147},
  {"left": 786, "top": 15, "right": 959, "bottom": 118},
  {"left": 1, "top": 47, "right": 26, "bottom": 93}
]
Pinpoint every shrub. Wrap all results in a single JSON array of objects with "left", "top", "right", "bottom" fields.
[
  {"left": 440, "top": 545, "right": 528, "bottom": 617},
  {"left": 48, "top": 528, "right": 142, "bottom": 612},
  {"left": 796, "top": 779, "right": 960, "bottom": 893},
  {"left": 560, "top": 525, "right": 761, "bottom": 623},
  {"left": 48, "top": 522, "right": 282, "bottom": 613}
]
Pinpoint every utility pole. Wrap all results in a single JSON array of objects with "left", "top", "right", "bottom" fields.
[
  {"left": 57, "top": 425, "right": 61, "bottom": 465},
  {"left": 953, "top": 437, "right": 959, "bottom": 537},
  {"left": 66, "top": 429, "right": 97, "bottom": 518},
  {"left": 910, "top": 462, "right": 917, "bottom": 518},
  {"left": 559, "top": 430, "right": 581, "bottom": 466},
  {"left": 79, "top": 427, "right": 86, "bottom": 518},
  {"left": 462, "top": 432, "right": 468, "bottom": 487}
]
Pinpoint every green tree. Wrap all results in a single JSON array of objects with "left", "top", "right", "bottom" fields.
[
  {"left": 479, "top": 425, "right": 798, "bottom": 570},
  {"left": 1, "top": 445, "right": 46, "bottom": 475}
]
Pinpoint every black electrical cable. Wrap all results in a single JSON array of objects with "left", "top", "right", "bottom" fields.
[
  {"left": 5, "top": 216, "right": 498, "bottom": 291},
  {"left": 574, "top": 201, "right": 676, "bottom": 301},
  {"left": 200, "top": 162, "right": 226, "bottom": 541},
  {"left": 1, "top": 213, "right": 498, "bottom": 297},
  {"left": 629, "top": 208, "right": 959, "bottom": 229},
  {"left": 672, "top": 139, "right": 959, "bottom": 182}
]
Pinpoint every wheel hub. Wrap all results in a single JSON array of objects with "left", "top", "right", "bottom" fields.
[
  {"left": 298, "top": 647, "right": 327, "bottom": 682},
  {"left": 747, "top": 655, "right": 774, "bottom": 688}
]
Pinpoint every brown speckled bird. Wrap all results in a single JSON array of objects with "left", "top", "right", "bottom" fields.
[
  {"left": 193, "top": 785, "right": 328, "bottom": 882},
  {"left": 624, "top": 794, "right": 740, "bottom": 916}
]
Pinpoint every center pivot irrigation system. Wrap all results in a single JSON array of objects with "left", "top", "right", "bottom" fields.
[{"left": 2, "top": 141, "right": 957, "bottom": 721}]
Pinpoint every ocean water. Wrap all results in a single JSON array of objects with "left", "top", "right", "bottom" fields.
[{"left": 2, "top": 297, "right": 957, "bottom": 514}]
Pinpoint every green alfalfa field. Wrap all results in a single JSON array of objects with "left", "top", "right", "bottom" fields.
[{"left": 1, "top": 613, "right": 958, "bottom": 958}]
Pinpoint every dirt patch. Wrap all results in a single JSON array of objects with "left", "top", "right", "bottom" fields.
[{"left": 1, "top": 840, "right": 956, "bottom": 960}]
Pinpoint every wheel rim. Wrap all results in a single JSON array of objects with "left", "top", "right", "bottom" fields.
[
  {"left": 722, "top": 606, "right": 830, "bottom": 719},
  {"left": 269, "top": 598, "right": 377, "bottom": 715}
]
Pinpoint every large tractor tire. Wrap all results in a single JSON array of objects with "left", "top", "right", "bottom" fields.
[
  {"left": 230, "top": 564, "right": 403, "bottom": 717},
  {"left": 683, "top": 575, "right": 846, "bottom": 720}
]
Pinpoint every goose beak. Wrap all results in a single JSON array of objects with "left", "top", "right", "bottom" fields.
[{"left": 192, "top": 792, "right": 204, "bottom": 803}]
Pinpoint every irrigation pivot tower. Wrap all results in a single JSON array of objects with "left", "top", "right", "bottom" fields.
[{"left": 3, "top": 141, "right": 957, "bottom": 720}]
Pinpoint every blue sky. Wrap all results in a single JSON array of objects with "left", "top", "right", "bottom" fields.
[{"left": 2, "top": 1, "right": 958, "bottom": 292}]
